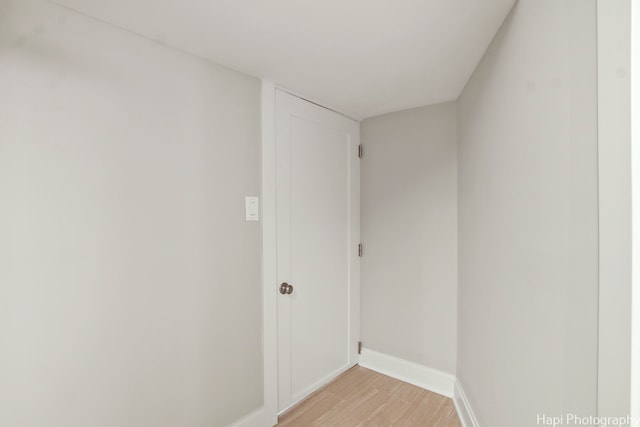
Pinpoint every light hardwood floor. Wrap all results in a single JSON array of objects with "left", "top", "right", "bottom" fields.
[{"left": 277, "top": 366, "right": 462, "bottom": 426}]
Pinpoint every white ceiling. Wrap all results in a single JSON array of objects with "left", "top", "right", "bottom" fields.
[{"left": 52, "top": 0, "right": 515, "bottom": 120}]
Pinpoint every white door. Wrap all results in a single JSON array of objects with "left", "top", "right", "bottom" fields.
[{"left": 276, "top": 90, "right": 360, "bottom": 412}]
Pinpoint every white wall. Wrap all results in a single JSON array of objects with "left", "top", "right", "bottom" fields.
[
  {"left": 360, "top": 103, "right": 457, "bottom": 374},
  {"left": 597, "top": 0, "right": 632, "bottom": 420},
  {"left": 456, "top": 1, "right": 599, "bottom": 426},
  {"left": 632, "top": 0, "right": 640, "bottom": 419},
  {"left": 0, "top": 1, "right": 262, "bottom": 426}
]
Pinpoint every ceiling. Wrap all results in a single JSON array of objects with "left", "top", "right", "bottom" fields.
[{"left": 52, "top": 0, "right": 515, "bottom": 120}]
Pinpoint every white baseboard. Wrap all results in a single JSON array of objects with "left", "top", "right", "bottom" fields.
[
  {"left": 358, "top": 348, "right": 455, "bottom": 398},
  {"left": 226, "top": 406, "right": 276, "bottom": 427},
  {"left": 453, "top": 379, "right": 480, "bottom": 427}
]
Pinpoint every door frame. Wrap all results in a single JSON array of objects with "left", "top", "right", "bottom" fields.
[
  {"left": 260, "top": 80, "right": 360, "bottom": 423},
  {"left": 259, "top": 80, "right": 279, "bottom": 427}
]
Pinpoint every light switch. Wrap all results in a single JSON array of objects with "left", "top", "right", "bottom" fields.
[{"left": 245, "top": 196, "right": 260, "bottom": 221}]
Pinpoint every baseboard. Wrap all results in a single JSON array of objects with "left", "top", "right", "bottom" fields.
[
  {"left": 226, "top": 406, "right": 276, "bottom": 427},
  {"left": 358, "top": 348, "right": 455, "bottom": 398},
  {"left": 453, "top": 379, "right": 480, "bottom": 427}
]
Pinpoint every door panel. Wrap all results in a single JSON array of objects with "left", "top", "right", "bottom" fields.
[
  {"left": 290, "top": 117, "right": 349, "bottom": 398},
  {"left": 276, "top": 91, "right": 359, "bottom": 412}
]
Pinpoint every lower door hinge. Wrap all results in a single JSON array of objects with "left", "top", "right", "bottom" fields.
[
  {"left": 358, "top": 244, "right": 362, "bottom": 257},
  {"left": 358, "top": 341, "right": 362, "bottom": 355}
]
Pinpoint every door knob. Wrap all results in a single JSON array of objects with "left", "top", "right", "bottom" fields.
[
  {"left": 279, "top": 283, "right": 294, "bottom": 295},
  {"left": 279, "top": 282, "right": 289, "bottom": 295}
]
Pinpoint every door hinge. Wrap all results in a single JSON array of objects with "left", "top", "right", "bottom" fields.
[
  {"left": 358, "top": 341, "right": 362, "bottom": 355},
  {"left": 358, "top": 243, "right": 363, "bottom": 257},
  {"left": 358, "top": 144, "right": 363, "bottom": 159}
]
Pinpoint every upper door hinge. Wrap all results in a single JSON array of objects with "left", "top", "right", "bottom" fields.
[
  {"left": 358, "top": 244, "right": 363, "bottom": 257},
  {"left": 358, "top": 145, "right": 363, "bottom": 159}
]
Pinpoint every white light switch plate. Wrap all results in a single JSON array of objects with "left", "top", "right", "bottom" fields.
[{"left": 245, "top": 196, "right": 260, "bottom": 221}]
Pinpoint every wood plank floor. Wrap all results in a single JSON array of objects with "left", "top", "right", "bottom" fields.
[{"left": 277, "top": 366, "right": 462, "bottom": 426}]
